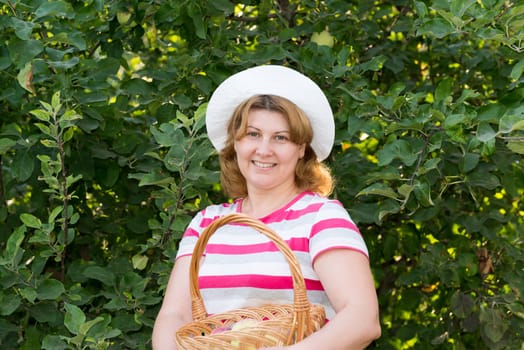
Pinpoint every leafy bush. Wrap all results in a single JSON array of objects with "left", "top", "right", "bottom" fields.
[{"left": 1, "top": 0, "right": 523, "bottom": 349}]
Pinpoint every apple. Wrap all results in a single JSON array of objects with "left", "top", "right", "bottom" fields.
[
  {"left": 231, "top": 318, "right": 258, "bottom": 331},
  {"left": 230, "top": 319, "right": 259, "bottom": 349}
]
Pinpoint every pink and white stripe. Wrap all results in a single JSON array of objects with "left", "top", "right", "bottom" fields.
[{"left": 176, "top": 191, "right": 368, "bottom": 320}]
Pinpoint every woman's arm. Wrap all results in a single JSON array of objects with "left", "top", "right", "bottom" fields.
[
  {"left": 270, "top": 249, "right": 381, "bottom": 350},
  {"left": 152, "top": 256, "right": 194, "bottom": 350}
]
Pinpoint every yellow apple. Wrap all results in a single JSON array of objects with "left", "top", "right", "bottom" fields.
[{"left": 231, "top": 318, "right": 258, "bottom": 331}]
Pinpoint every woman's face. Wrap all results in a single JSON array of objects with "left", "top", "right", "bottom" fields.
[{"left": 234, "top": 109, "right": 305, "bottom": 194}]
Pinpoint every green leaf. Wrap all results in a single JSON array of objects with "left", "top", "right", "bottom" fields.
[
  {"left": 41, "top": 139, "right": 58, "bottom": 148},
  {"left": 413, "top": 1, "right": 428, "bottom": 17},
  {"left": 34, "top": 1, "right": 75, "bottom": 19},
  {"left": 20, "top": 287, "right": 38, "bottom": 303},
  {"left": 510, "top": 59, "right": 524, "bottom": 81},
  {"left": 51, "top": 91, "right": 61, "bottom": 110},
  {"left": 121, "top": 78, "right": 153, "bottom": 96},
  {"left": 34, "top": 122, "right": 52, "bottom": 136},
  {"left": 48, "top": 32, "right": 86, "bottom": 51},
  {"left": 79, "top": 316, "right": 104, "bottom": 336},
  {"left": 456, "top": 89, "right": 480, "bottom": 105},
  {"left": 466, "top": 172, "right": 500, "bottom": 189},
  {"left": 477, "top": 122, "right": 497, "bottom": 142},
  {"left": 37, "top": 279, "right": 65, "bottom": 300},
  {"left": 0, "top": 138, "right": 16, "bottom": 155},
  {"left": 42, "top": 335, "right": 68, "bottom": 350},
  {"left": 356, "top": 183, "right": 399, "bottom": 199},
  {"left": 9, "top": 17, "right": 35, "bottom": 41},
  {"left": 397, "top": 184, "right": 414, "bottom": 199},
  {"left": 104, "top": 297, "right": 127, "bottom": 310},
  {"left": 460, "top": 152, "right": 480, "bottom": 173},
  {"left": 132, "top": 254, "right": 149, "bottom": 270},
  {"left": 444, "top": 114, "right": 467, "bottom": 127},
  {"left": 434, "top": 8, "right": 465, "bottom": 29},
  {"left": 458, "top": 252, "right": 478, "bottom": 276},
  {"left": 0, "top": 294, "right": 21, "bottom": 316},
  {"left": 20, "top": 213, "right": 42, "bottom": 228},
  {"left": 30, "top": 109, "right": 51, "bottom": 122},
  {"left": 479, "top": 306, "right": 508, "bottom": 343},
  {"left": 413, "top": 180, "right": 434, "bottom": 206},
  {"left": 499, "top": 114, "right": 524, "bottom": 133},
  {"left": 60, "top": 109, "right": 82, "bottom": 122},
  {"left": 18, "top": 326, "right": 42, "bottom": 350},
  {"left": 357, "top": 55, "right": 387, "bottom": 72},
  {"left": 64, "top": 303, "right": 85, "bottom": 335},
  {"left": 62, "top": 128, "right": 74, "bottom": 142},
  {"left": 48, "top": 57, "right": 80, "bottom": 70},
  {"left": 192, "top": 13, "right": 206, "bottom": 39},
  {"left": 7, "top": 39, "right": 44, "bottom": 67},
  {"left": 435, "top": 78, "right": 453, "bottom": 104},
  {"left": 416, "top": 18, "right": 455, "bottom": 38},
  {"left": 506, "top": 302, "right": 524, "bottom": 320},
  {"left": 131, "top": 172, "right": 175, "bottom": 187},
  {"left": 0, "top": 56, "right": 11, "bottom": 70},
  {"left": 16, "top": 62, "right": 34, "bottom": 93},
  {"left": 66, "top": 174, "right": 83, "bottom": 187},
  {"left": 29, "top": 302, "right": 61, "bottom": 324},
  {"left": 419, "top": 158, "right": 441, "bottom": 174},
  {"left": 377, "top": 139, "right": 418, "bottom": 166},
  {"left": 450, "top": 0, "right": 476, "bottom": 17},
  {"left": 506, "top": 141, "right": 524, "bottom": 154},
  {"left": 83, "top": 266, "right": 116, "bottom": 286},
  {"left": 69, "top": 212, "right": 80, "bottom": 225},
  {"left": 378, "top": 200, "right": 401, "bottom": 222},
  {"left": 27, "top": 229, "right": 50, "bottom": 244},
  {"left": 12, "top": 151, "right": 35, "bottom": 182},
  {"left": 431, "top": 332, "right": 449, "bottom": 345},
  {"left": 209, "top": 0, "right": 234, "bottom": 13},
  {"left": 150, "top": 123, "right": 183, "bottom": 147}
]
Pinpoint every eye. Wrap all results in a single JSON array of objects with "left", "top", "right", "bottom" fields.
[
  {"left": 275, "top": 134, "right": 289, "bottom": 142},
  {"left": 246, "top": 131, "right": 259, "bottom": 138}
]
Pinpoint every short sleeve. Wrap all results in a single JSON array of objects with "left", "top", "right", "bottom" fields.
[
  {"left": 308, "top": 200, "right": 369, "bottom": 263},
  {"left": 175, "top": 210, "right": 205, "bottom": 260}
]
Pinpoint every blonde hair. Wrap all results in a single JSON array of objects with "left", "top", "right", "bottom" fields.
[{"left": 218, "top": 94, "right": 333, "bottom": 198}]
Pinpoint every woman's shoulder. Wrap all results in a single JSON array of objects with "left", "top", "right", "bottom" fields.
[
  {"left": 294, "top": 191, "right": 352, "bottom": 221},
  {"left": 196, "top": 200, "right": 241, "bottom": 219},
  {"left": 184, "top": 200, "right": 241, "bottom": 233},
  {"left": 297, "top": 191, "right": 345, "bottom": 208}
]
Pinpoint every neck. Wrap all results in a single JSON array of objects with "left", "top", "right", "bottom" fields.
[{"left": 242, "top": 187, "right": 300, "bottom": 218}]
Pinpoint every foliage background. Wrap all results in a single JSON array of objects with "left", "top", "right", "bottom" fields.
[{"left": 1, "top": 0, "right": 523, "bottom": 349}]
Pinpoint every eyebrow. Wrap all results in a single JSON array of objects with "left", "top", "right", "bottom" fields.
[{"left": 246, "top": 125, "right": 290, "bottom": 134}]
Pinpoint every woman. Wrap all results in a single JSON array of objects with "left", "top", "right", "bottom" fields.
[{"left": 152, "top": 65, "right": 381, "bottom": 349}]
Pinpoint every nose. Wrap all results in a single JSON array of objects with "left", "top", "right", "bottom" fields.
[{"left": 255, "top": 137, "right": 273, "bottom": 156}]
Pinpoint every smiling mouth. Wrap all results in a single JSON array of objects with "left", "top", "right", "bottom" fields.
[{"left": 252, "top": 160, "right": 276, "bottom": 168}]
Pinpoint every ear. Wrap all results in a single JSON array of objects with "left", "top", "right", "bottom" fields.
[{"left": 299, "top": 143, "right": 306, "bottom": 159}]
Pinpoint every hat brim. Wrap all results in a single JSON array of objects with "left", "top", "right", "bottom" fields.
[{"left": 205, "top": 65, "right": 334, "bottom": 161}]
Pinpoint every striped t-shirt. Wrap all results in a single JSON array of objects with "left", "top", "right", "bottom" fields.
[{"left": 175, "top": 191, "right": 368, "bottom": 320}]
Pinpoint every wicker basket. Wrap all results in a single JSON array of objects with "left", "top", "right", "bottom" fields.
[{"left": 175, "top": 213, "right": 326, "bottom": 349}]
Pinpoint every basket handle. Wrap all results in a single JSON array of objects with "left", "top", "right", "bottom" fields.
[{"left": 189, "top": 213, "right": 313, "bottom": 325}]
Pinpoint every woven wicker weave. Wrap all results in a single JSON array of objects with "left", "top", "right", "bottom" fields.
[{"left": 175, "top": 213, "right": 326, "bottom": 349}]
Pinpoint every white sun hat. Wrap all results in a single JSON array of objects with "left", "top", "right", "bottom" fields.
[{"left": 205, "top": 65, "right": 335, "bottom": 161}]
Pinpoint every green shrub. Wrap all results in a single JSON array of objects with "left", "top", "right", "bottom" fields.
[{"left": 1, "top": 1, "right": 523, "bottom": 348}]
